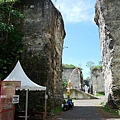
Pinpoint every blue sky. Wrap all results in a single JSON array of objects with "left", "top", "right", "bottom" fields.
[{"left": 52, "top": 0, "right": 102, "bottom": 79}]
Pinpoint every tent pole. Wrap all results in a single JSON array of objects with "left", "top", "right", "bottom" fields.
[
  {"left": 45, "top": 90, "right": 47, "bottom": 118},
  {"left": 25, "top": 90, "right": 28, "bottom": 120}
]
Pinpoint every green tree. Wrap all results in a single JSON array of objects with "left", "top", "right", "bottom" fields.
[
  {"left": 99, "top": 61, "right": 102, "bottom": 66},
  {"left": 86, "top": 77, "right": 90, "bottom": 81},
  {"left": 0, "top": 0, "right": 24, "bottom": 79},
  {"left": 86, "top": 61, "right": 95, "bottom": 69}
]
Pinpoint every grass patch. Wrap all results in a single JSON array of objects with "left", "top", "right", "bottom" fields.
[
  {"left": 100, "top": 102, "right": 104, "bottom": 105},
  {"left": 96, "top": 92, "right": 105, "bottom": 96},
  {"left": 51, "top": 106, "right": 62, "bottom": 114},
  {"left": 102, "top": 105, "right": 120, "bottom": 116}
]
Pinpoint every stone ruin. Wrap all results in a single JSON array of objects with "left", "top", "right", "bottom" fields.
[
  {"left": 95, "top": 0, "right": 120, "bottom": 108},
  {"left": 17, "top": 0, "right": 66, "bottom": 109},
  {"left": 62, "top": 68, "right": 83, "bottom": 90},
  {"left": 6, "top": 0, "right": 120, "bottom": 110},
  {"left": 90, "top": 67, "right": 104, "bottom": 94}
]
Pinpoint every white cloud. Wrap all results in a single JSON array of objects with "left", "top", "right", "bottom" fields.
[{"left": 52, "top": 0, "right": 95, "bottom": 24}]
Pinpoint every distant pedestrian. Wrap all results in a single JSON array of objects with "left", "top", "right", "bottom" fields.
[{"left": 84, "top": 85, "right": 89, "bottom": 93}]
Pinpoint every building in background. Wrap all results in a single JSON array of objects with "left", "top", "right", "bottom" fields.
[{"left": 90, "top": 67, "right": 105, "bottom": 94}]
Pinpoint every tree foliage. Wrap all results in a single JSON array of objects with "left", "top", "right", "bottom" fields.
[
  {"left": 62, "top": 79, "right": 67, "bottom": 90},
  {"left": 62, "top": 64, "right": 82, "bottom": 70},
  {"left": 85, "top": 61, "right": 102, "bottom": 78},
  {"left": 0, "top": 0, "right": 24, "bottom": 79},
  {"left": 91, "top": 61, "right": 102, "bottom": 70},
  {"left": 86, "top": 61, "right": 95, "bottom": 69},
  {"left": 92, "top": 65, "right": 102, "bottom": 70},
  {"left": 98, "top": 61, "right": 102, "bottom": 66},
  {"left": 62, "top": 64, "right": 76, "bottom": 69}
]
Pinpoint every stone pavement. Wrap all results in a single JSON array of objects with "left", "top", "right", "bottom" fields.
[{"left": 45, "top": 96, "right": 120, "bottom": 120}]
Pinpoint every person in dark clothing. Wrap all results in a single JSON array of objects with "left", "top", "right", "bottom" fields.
[{"left": 67, "top": 99, "right": 74, "bottom": 108}]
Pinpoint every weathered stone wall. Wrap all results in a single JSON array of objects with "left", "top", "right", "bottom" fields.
[
  {"left": 20, "top": 0, "right": 65, "bottom": 108},
  {"left": 62, "top": 68, "right": 83, "bottom": 89},
  {"left": 95, "top": 0, "right": 120, "bottom": 107},
  {"left": 63, "top": 89, "right": 98, "bottom": 99},
  {"left": 90, "top": 68, "right": 104, "bottom": 94}
]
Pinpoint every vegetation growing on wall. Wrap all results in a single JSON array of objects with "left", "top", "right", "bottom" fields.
[
  {"left": 85, "top": 61, "right": 102, "bottom": 78},
  {"left": 62, "top": 78, "right": 67, "bottom": 90},
  {"left": 62, "top": 64, "right": 76, "bottom": 69},
  {"left": 86, "top": 61, "right": 102, "bottom": 69},
  {"left": 91, "top": 61, "right": 102, "bottom": 70},
  {"left": 0, "top": 0, "right": 24, "bottom": 79},
  {"left": 86, "top": 61, "right": 95, "bottom": 69},
  {"left": 62, "top": 64, "right": 82, "bottom": 70},
  {"left": 91, "top": 65, "right": 102, "bottom": 70}
]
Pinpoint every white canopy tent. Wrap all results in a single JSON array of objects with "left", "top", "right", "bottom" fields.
[{"left": 4, "top": 61, "right": 47, "bottom": 120}]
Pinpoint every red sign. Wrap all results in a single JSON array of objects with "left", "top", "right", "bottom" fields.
[{"left": 0, "top": 81, "right": 21, "bottom": 120}]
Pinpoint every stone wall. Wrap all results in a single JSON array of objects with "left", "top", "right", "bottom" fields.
[
  {"left": 62, "top": 68, "right": 83, "bottom": 90},
  {"left": 90, "top": 68, "right": 104, "bottom": 94},
  {"left": 19, "top": 0, "right": 65, "bottom": 108},
  {"left": 95, "top": 0, "right": 120, "bottom": 107},
  {"left": 63, "top": 89, "right": 98, "bottom": 99}
]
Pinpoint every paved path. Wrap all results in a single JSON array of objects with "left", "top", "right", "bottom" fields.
[{"left": 46, "top": 96, "right": 120, "bottom": 120}]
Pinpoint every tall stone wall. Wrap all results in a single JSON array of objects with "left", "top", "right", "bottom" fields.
[
  {"left": 90, "top": 68, "right": 104, "bottom": 94},
  {"left": 62, "top": 68, "right": 83, "bottom": 90},
  {"left": 19, "top": 0, "right": 65, "bottom": 108},
  {"left": 95, "top": 0, "right": 120, "bottom": 107}
]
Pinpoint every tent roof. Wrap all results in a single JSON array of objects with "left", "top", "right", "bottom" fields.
[{"left": 4, "top": 61, "right": 46, "bottom": 91}]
